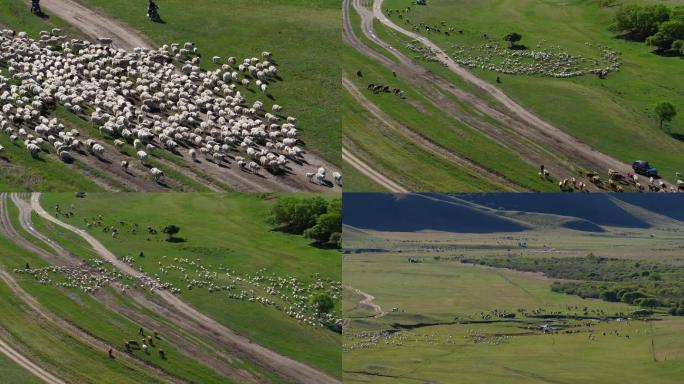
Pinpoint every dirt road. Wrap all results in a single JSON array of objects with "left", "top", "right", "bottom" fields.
[
  {"left": 342, "top": 148, "right": 408, "bottom": 192},
  {"left": 343, "top": 78, "right": 524, "bottom": 191},
  {"left": 28, "top": 0, "right": 152, "bottom": 50},
  {"left": 371, "top": 0, "right": 631, "bottom": 175},
  {"left": 344, "top": 285, "right": 386, "bottom": 318},
  {"left": 30, "top": 193, "right": 340, "bottom": 384},
  {"left": 0, "top": 336, "right": 66, "bottom": 384},
  {"left": 6, "top": 193, "right": 265, "bottom": 384}
]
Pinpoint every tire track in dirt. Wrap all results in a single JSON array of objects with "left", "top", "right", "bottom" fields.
[
  {"left": 371, "top": 0, "right": 634, "bottom": 177},
  {"left": 0, "top": 270, "right": 187, "bottom": 384},
  {"left": 343, "top": 147, "right": 408, "bottom": 193},
  {"left": 343, "top": 78, "right": 525, "bottom": 191},
  {"left": 30, "top": 193, "right": 340, "bottom": 384},
  {"left": 0, "top": 337, "right": 66, "bottom": 384},
  {"left": 7, "top": 193, "right": 267, "bottom": 384}
]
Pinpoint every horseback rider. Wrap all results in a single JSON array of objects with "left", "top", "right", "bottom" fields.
[
  {"left": 148, "top": 0, "right": 159, "bottom": 16},
  {"left": 30, "top": 0, "right": 42, "bottom": 15}
]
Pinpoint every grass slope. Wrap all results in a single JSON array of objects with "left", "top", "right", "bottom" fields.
[
  {"left": 383, "top": 0, "right": 684, "bottom": 179},
  {"left": 39, "top": 192, "right": 342, "bottom": 378}
]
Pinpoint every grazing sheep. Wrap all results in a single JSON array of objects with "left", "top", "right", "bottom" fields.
[
  {"left": 150, "top": 167, "right": 164, "bottom": 181},
  {"left": 121, "top": 160, "right": 129, "bottom": 171},
  {"left": 137, "top": 150, "right": 149, "bottom": 165},
  {"left": 91, "top": 144, "right": 105, "bottom": 158},
  {"left": 189, "top": 148, "right": 196, "bottom": 161},
  {"left": 59, "top": 151, "right": 73, "bottom": 162},
  {"left": 248, "top": 161, "right": 260, "bottom": 173},
  {"left": 333, "top": 172, "right": 342, "bottom": 186}
]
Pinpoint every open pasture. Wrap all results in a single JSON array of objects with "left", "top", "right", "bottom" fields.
[
  {"left": 381, "top": 0, "right": 684, "bottom": 180},
  {"left": 344, "top": 250, "right": 684, "bottom": 384},
  {"left": 37, "top": 192, "right": 342, "bottom": 377}
]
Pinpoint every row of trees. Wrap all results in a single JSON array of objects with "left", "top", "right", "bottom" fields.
[
  {"left": 270, "top": 196, "right": 342, "bottom": 248},
  {"left": 611, "top": 4, "right": 684, "bottom": 55},
  {"left": 460, "top": 254, "right": 684, "bottom": 311}
]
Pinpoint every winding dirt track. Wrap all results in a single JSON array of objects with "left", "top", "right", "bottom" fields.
[
  {"left": 0, "top": 336, "right": 66, "bottom": 384},
  {"left": 344, "top": 286, "right": 385, "bottom": 318},
  {"left": 343, "top": 78, "right": 523, "bottom": 191},
  {"left": 344, "top": 0, "right": 647, "bottom": 189},
  {"left": 5, "top": 193, "right": 267, "bottom": 384},
  {"left": 342, "top": 148, "right": 408, "bottom": 192},
  {"left": 21, "top": 0, "right": 341, "bottom": 193},
  {"left": 370, "top": 0, "right": 632, "bottom": 174},
  {"left": 25, "top": 0, "right": 152, "bottom": 50},
  {"left": 0, "top": 270, "right": 187, "bottom": 384},
  {"left": 29, "top": 193, "right": 340, "bottom": 384}
]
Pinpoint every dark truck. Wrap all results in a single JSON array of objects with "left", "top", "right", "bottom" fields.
[{"left": 632, "top": 160, "right": 658, "bottom": 178}]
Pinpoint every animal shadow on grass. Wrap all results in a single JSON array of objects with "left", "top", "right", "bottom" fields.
[
  {"left": 166, "top": 237, "right": 186, "bottom": 243},
  {"left": 266, "top": 94, "right": 275, "bottom": 101},
  {"left": 95, "top": 156, "right": 112, "bottom": 165},
  {"left": 509, "top": 44, "right": 528, "bottom": 51},
  {"left": 156, "top": 180, "right": 171, "bottom": 189}
]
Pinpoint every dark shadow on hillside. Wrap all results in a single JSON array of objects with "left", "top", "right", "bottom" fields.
[
  {"left": 668, "top": 133, "right": 684, "bottom": 142},
  {"left": 166, "top": 237, "right": 186, "bottom": 243},
  {"left": 651, "top": 50, "right": 683, "bottom": 58},
  {"left": 508, "top": 44, "right": 528, "bottom": 51},
  {"left": 614, "top": 31, "right": 648, "bottom": 42}
]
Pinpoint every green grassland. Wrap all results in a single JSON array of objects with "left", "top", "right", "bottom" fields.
[
  {"left": 382, "top": 0, "right": 684, "bottom": 178},
  {"left": 343, "top": 225, "right": 684, "bottom": 383},
  {"left": 38, "top": 192, "right": 342, "bottom": 378},
  {"left": 343, "top": 44, "right": 558, "bottom": 191},
  {"left": 76, "top": 0, "right": 340, "bottom": 165},
  {"left": 0, "top": 353, "right": 44, "bottom": 384}
]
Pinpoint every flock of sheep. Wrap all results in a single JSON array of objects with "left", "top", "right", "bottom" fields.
[
  {"left": 150, "top": 257, "right": 342, "bottom": 328},
  {"left": 0, "top": 29, "right": 341, "bottom": 187},
  {"left": 447, "top": 41, "right": 621, "bottom": 78}
]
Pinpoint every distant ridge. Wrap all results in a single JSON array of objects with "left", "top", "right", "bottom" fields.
[
  {"left": 450, "top": 193, "right": 652, "bottom": 228},
  {"left": 342, "top": 193, "right": 529, "bottom": 233}
]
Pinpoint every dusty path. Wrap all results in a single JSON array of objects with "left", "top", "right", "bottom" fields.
[
  {"left": 6, "top": 193, "right": 265, "bottom": 384},
  {"left": 0, "top": 337, "right": 66, "bottom": 384},
  {"left": 344, "top": 0, "right": 575, "bottom": 185},
  {"left": 371, "top": 0, "right": 632, "bottom": 175},
  {"left": 0, "top": 270, "right": 187, "bottom": 384},
  {"left": 344, "top": 285, "right": 386, "bottom": 318},
  {"left": 30, "top": 193, "right": 340, "bottom": 384},
  {"left": 343, "top": 147, "right": 408, "bottom": 193},
  {"left": 23, "top": 0, "right": 341, "bottom": 192},
  {"left": 343, "top": 78, "right": 524, "bottom": 192},
  {"left": 27, "top": 0, "right": 152, "bottom": 50}
]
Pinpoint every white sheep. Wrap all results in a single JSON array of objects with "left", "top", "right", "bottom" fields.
[
  {"left": 137, "top": 150, "right": 148, "bottom": 165},
  {"left": 150, "top": 167, "right": 164, "bottom": 181},
  {"left": 333, "top": 172, "right": 342, "bottom": 186}
]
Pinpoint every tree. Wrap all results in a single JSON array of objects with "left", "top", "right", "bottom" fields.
[
  {"left": 599, "top": 290, "right": 619, "bottom": 302},
  {"left": 504, "top": 32, "right": 522, "bottom": 48},
  {"left": 270, "top": 197, "right": 329, "bottom": 234},
  {"left": 304, "top": 211, "right": 342, "bottom": 248},
  {"left": 612, "top": 5, "right": 670, "bottom": 40},
  {"left": 311, "top": 293, "right": 334, "bottom": 314},
  {"left": 655, "top": 101, "right": 677, "bottom": 131},
  {"left": 647, "top": 19, "right": 684, "bottom": 51},
  {"left": 162, "top": 225, "right": 181, "bottom": 241}
]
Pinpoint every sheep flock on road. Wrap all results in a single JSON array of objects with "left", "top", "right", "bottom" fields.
[{"left": 0, "top": 29, "right": 340, "bottom": 186}]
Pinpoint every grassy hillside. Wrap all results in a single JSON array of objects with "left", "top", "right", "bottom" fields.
[
  {"left": 38, "top": 192, "right": 342, "bottom": 378},
  {"left": 383, "top": 0, "right": 684, "bottom": 179}
]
